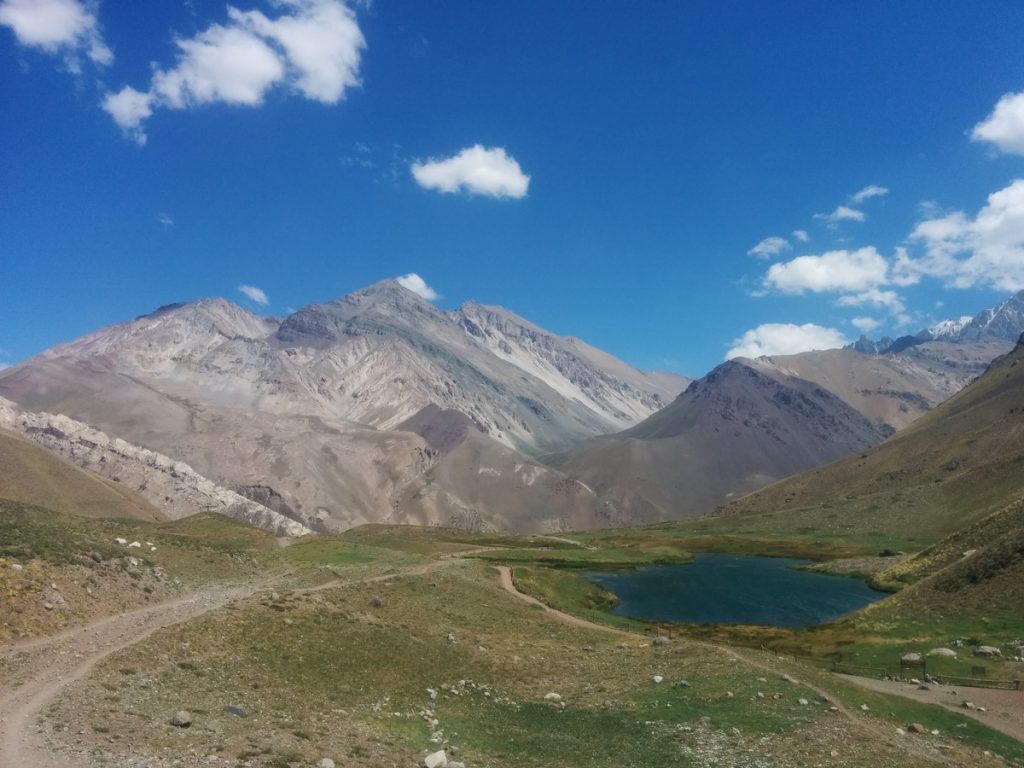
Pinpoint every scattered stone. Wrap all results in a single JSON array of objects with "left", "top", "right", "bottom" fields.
[
  {"left": 9, "top": 562, "right": 23, "bottom": 571},
  {"left": 798, "top": 698, "right": 809, "bottom": 706},
  {"left": 907, "top": 723, "right": 926, "bottom": 733},
  {"left": 447, "top": 633, "right": 457, "bottom": 643},
  {"left": 672, "top": 679, "right": 690, "bottom": 688},
  {"left": 781, "top": 674, "right": 798, "bottom": 684},
  {"left": 223, "top": 705, "right": 247, "bottom": 718},
  {"left": 317, "top": 760, "right": 335, "bottom": 768},
  {"left": 962, "top": 701, "right": 976, "bottom": 710},
  {"left": 729, "top": 727, "right": 741, "bottom": 737},
  {"left": 918, "top": 684, "right": 930, "bottom": 690},
  {"left": 370, "top": 596, "right": 383, "bottom": 608},
  {"left": 544, "top": 692, "right": 562, "bottom": 702},
  {"left": 724, "top": 691, "right": 734, "bottom": 698},
  {"left": 830, "top": 750, "right": 840, "bottom": 758},
  {"left": 424, "top": 749, "right": 447, "bottom": 768},
  {"left": 170, "top": 710, "right": 192, "bottom": 728},
  {"left": 449, "top": 763, "right": 466, "bottom": 768},
  {"left": 128, "top": 541, "right": 142, "bottom": 549},
  {"left": 652, "top": 635, "right": 670, "bottom": 647},
  {"left": 89, "top": 551, "right": 103, "bottom": 563},
  {"left": 756, "top": 692, "right": 765, "bottom": 699},
  {"left": 42, "top": 602, "right": 54, "bottom": 611},
  {"left": 901, "top": 652, "right": 922, "bottom": 664},
  {"left": 652, "top": 675, "right": 664, "bottom": 684},
  {"left": 115, "top": 537, "right": 128, "bottom": 545},
  {"left": 860, "top": 704, "right": 870, "bottom": 711},
  {"left": 928, "top": 647, "right": 957, "bottom": 658},
  {"left": 974, "top": 645, "right": 1001, "bottom": 657},
  {"left": 895, "top": 728, "right": 905, "bottom": 735}
]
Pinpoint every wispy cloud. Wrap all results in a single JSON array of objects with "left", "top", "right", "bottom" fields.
[
  {"left": 747, "top": 236, "right": 790, "bottom": 259},
  {"left": 238, "top": 284, "right": 270, "bottom": 306},
  {"left": 103, "top": 0, "right": 365, "bottom": 144},
  {"left": 851, "top": 317, "right": 880, "bottom": 334},
  {"left": 851, "top": 185, "right": 889, "bottom": 204},
  {"left": 726, "top": 323, "right": 848, "bottom": 360},
  {"left": 813, "top": 205, "right": 866, "bottom": 225},
  {"left": 791, "top": 229, "right": 810, "bottom": 243},
  {"left": 158, "top": 212, "right": 174, "bottom": 227},
  {"left": 0, "top": 0, "right": 112, "bottom": 72},
  {"left": 411, "top": 145, "right": 530, "bottom": 199},
  {"left": 396, "top": 273, "right": 439, "bottom": 300}
]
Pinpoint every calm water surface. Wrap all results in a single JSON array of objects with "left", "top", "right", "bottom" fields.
[{"left": 586, "top": 554, "right": 887, "bottom": 628}]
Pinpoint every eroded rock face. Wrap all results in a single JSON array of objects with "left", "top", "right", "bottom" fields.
[{"left": 0, "top": 397, "right": 309, "bottom": 536}]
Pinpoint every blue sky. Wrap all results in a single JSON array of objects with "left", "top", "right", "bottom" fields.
[{"left": 2, "top": 1, "right": 1024, "bottom": 376}]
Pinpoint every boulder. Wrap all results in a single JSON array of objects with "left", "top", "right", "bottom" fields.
[
  {"left": 974, "top": 645, "right": 1001, "bottom": 657},
  {"left": 170, "top": 710, "right": 192, "bottom": 728},
  {"left": 317, "top": 760, "right": 336, "bottom": 768},
  {"left": 223, "top": 705, "right": 247, "bottom": 718},
  {"left": 543, "top": 692, "right": 562, "bottom": 702},
  {"left": 906, "top": 723, "right": 926, "bottom": 734},
  {"left": 927, "top": 647, "right": 956, "bottom": 658},
  {"left": 652, "top": 635, "right": 670, "bottom": 646},
  {"left": 900, "top": 652, "right": 922, "bottom": 664},
  {"left": 424, "top": 750, "right": 447, "bottom": 768}
]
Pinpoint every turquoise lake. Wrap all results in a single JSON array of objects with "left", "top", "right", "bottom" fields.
[{"left": 585, "top": 553, "right": 887, "bottom": 628}]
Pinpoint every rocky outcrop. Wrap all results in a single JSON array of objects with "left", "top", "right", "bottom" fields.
[{"left": 0, "top": 397, "right": 309, "bottom": 536}]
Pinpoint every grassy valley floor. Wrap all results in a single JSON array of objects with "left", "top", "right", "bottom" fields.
[{"left": 2, "top": 510, "right": 1023, "bottom": 767}]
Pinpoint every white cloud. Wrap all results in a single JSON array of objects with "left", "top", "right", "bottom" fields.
[
  {"left": 851, "top": 185, "right": 889, "bottom": 204},
  {"left": 103, "top": 86, "right": 152, "bottom": 145},
  {"left": 229, "top": 0, "right": 363, "bottom": 104},
  {"left": 151, "top": 23, "right": 286, "bottom": 109},
  {"left": 396, "top": 273, "right": 439, "bottom": 300},
  {"left": 851, "top": 316, "right": 880, "bottom": 334},
  {"left": 0, "top": 0, "right": 111, "bottom": 70},
  {"left": 747, "top": 236, "right": 790, "bottom": 259},
  {"left": 103, "top": 0, "right": 364, "bottom": 143},
  {"left": 814, "top": 205, "right": 865, "bottom": 224},
  {"left": 763, "top": 247, "right": 889, "bottom": 295},
  {"left": 411, "top": 145, "right": 530, "bottom": 199},
  {"left": 836, "top": 288, "right": 905, "bottom": 313},
  {"left": 158, "top": 212, "right": 174, "bottom": 227},
  {"left": 906, "top": 179, "right": 1024, "bottom": 291},
  {"left": 972, "top": 91, "right": 1024, "bottom": 156},
  {"left": 725, "top": 323, "right": 848, "bottom": 360},
  {"left": 238, "top": 284, "right": 269, "bottom": 305},
  {"left": 792, "top": 229, "right": 810, "bottom": 243}
]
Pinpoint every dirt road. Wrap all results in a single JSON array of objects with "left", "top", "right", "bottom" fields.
[
  {"left": 0, "top": 560, "right": 450, "bottom": 768},
  {"left": 0, "top": 587, "right": 252, "bottom": 768},
  {"left": 840, "top": 674, "right": 1024, "bottom": 743}
]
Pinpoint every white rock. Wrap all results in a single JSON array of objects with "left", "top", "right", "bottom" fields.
[
  {"left": 544, "top": 692, "right": 562, "bottom": 702},
  {"left": 115, "top": 537, "right": 128, "bottom": 545},
  {"left": 128, "top": 541, "right": 142, "bottom": 548},
  {"left": 424, "top": 750, "right": 447, "bottom": 768},
  {"left": 652, "top": 675, "right": 664, "bottom": 684}
]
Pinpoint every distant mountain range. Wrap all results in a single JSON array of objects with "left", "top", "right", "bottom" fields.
[
  {"left": 3, "top": 282, "right": 1024, "bottom": 533},
  {"left": 0, "top": 280, "right": 684, "bottom": 532},
  {"left": 848, "top": 289, "right": 1024, "bottom": 355}
]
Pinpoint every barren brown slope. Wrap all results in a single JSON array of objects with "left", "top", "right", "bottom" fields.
[
  {"left": 0, "top": 428, "right": 162, "bottom": 521},
  {"left": 549, "top": 359, "right": 890, "bottom": 524},
  {"left": 396, "top": 405, "right": 602, "bottom": 532},
  {"left": 751, "top": 348, "right": 975, "bottom": 431},
  {"left": 713, "top": 335, "right": 1024, "bottom": 542}
]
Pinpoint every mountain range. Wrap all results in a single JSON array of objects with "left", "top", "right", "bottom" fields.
[{"left": 3, "top": 282, "right": 1024, "bottom": 533}]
